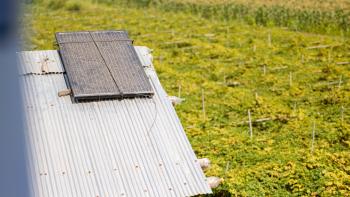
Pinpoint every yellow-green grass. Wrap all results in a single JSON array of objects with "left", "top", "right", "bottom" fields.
[
  {"left": 151, "top": 0, "right": 350, "bottom": 37},
  {"left": 165, "top": 0, "right": 350, "bottom": 12}
]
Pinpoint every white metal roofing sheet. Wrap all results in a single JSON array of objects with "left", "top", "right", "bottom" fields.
[
  {"left": 17, "top": 50, "right": 65, "bottom": 75},
  {"left": 18, "top": 47, "right": 212, "bottom": 197}
]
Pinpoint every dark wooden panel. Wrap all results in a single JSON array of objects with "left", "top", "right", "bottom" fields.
[
  {"left": 58, "top": 42, "right": 121, "bottom": 99},
  {"left": 94, "top": 33, "right": 153, "bottom": 96},
  {"left": 56, "top": 30, "right": 154, "bottom": 101},
  {"left": 56, "top": 32, "right": 121, "bottom": 101}
]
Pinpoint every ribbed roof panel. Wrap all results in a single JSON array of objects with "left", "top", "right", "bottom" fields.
[{"left": 19, "top": 47, "right": 212, "bottom": 197}]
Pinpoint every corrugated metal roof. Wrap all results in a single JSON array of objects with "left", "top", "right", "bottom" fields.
[
  {"left": 18, "top": 46, "right": 212, "bottom": 197},
  {"left": 17, "top": 50, "right": 65, "bottom": 75}
]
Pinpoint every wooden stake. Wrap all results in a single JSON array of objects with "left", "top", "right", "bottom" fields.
[
  {"left": 338, "top": 76, "right": 342, "bottom": 89},
  {"left": 307, "top": 45, "right": 332, "bottom": 49},
  {"left": 311, "top": 121, "right": 316, "bottom": 154},
  {"left": 202, "top": 88, "right": 206, "bottom": 122},
  {"left": 270, "top": 66, "right": 288, "bottom": 71},
  {"left": 223, "top": 161, "right": 231, "bottom": 180},
  {"left": 248, "top": 109, "right": 253, "bottom": 139},
  {"left": 58, "top": 89, "right": 72, "bottom": 97},
  {"left": 301, "top": 54, "right": 304, "bottom": 63},
  {"left": 178, "top": 83, "right": 181, "bottom": 98},
  {"left": 289, "top": 72, "right": 293, "bottom": 87},
  {"left": 263, "top": 65, "right": 266, "bottom": 75},
  {"left": 336, "top": 62, "right": 350, "bottom": 65},
  {"left": 202, "top": 88, "right": 210, "bottom": 146}
]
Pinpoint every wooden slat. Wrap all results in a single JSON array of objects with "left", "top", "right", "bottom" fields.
[{"left": 95, "top": 38, "right": 153, "bottom": 96}]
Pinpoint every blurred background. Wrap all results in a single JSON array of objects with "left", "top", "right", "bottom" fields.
[{"left": 0, "top": 0, "right": 29, "bottom": 197}]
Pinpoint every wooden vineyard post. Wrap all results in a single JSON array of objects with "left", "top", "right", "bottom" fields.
[
  {"left": 178, "top": 83, "right": 181, "bottom": 98},
  {"left": 311, "top": 121, "right": 316, "bottom": 154},
  {"left": 202, "top": 88, "right": 210, "bottom": 147},
  {"left": 223, "top": 161, "right": 231, "bottom": 180},
  {"left": 248, "top": 109, "right": 253, "bottom": 139},
  {"left": 301, "top": 54, "right": 304, "bottom": 63},
  {"left": 338, "top": 75, "right": 342, "bottom": 89},
  {"left": 268, "top": 32, "right": 271, "bottom": 47},
  {"left": 202, "top": 88, "right": 206, "bottom": 122}
]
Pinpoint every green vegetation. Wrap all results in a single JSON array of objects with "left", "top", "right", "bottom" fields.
[
  {"left": 123, "top": 0, "right": 350, "bottom": 37},
  {"left": 163, "top": 0, "right": 350, "bottom": 12},
  {"left": 23, "top": 0, "right": 350, "bottom": 196}
]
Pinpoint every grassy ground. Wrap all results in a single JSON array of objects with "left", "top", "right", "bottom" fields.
[
  {"left": 165, "top": 0, "right": 350, "bottom": 12},
  {"left": 24, "top": 0, "right": 350, "bottom": 196},
  {"left": 152, "top": 0, "right": 350, "bottom": 37}
]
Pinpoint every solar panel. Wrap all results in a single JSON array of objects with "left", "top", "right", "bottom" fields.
[{"left": 56, "top": 30, "right": 153, "bottom": 101}]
